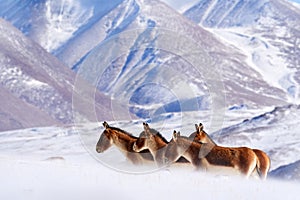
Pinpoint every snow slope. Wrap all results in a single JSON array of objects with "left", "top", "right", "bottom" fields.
[
  {"left": 1, "top": 0, "right": 291, "bottom": 120},
  {"left": 270, "top": 160, "right": 300, "bottom": 182},
  {"left": 0, "top": 0, "right": 123, "bottom": 53},
  {"left": 1, "top": 108, "right": 300, "bottom": 199},
  {"left": 0, "top": 18, "right": 129, "bottom": 131},
  {"left": 0, "top": 86, "right": 59, "bottom": 130},
  {"left": 183, "top": 0, "right": 300, "bottom": 102},
  {"left": 71, "top": 0, "right": 288, "bottom": 119}
]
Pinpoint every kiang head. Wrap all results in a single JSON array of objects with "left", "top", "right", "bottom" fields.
[
  {"left": 193, "top": 123, "right": 207, "bottom": 143},
  {"left": 133, "top": 122, "right": 155, "bottom": 152},
  {"left": 96, "top": 121, "right": 113, "bottom": 153}
]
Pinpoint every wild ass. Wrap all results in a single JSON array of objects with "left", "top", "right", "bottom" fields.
[
  {"left": 133, "top": 122, "right": 168, "bottom": 165},
  {"left": 191, "top": 123, "right": 270, "bottom": 179},
  {"left": 165, "top": 130, "right": 258, "bottom": 178},
  {"left": 96, "top": 121, "right": 153, "bottom": 165},
  {"left": 133, "top": 122, "right": 188, "bottom": 166}
]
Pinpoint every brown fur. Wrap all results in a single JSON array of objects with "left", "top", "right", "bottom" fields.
[
  {"left": 191, "top": 123, "right": 271, "bottom": 179},
  {"left": 96, "top": 121, "right": 153, "bottom": 165},
  {"left": 133, "top": 122, "right": 188, "bottom": 165},
  {"left": 165, "top": 131, "right": 258, "bottom": 177},
  {"left": 252, "top": 149, "right": 271, "bottom": 179}
]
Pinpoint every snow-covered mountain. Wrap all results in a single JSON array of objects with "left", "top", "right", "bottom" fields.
[
  {"left": 0, "top": 18, "right": 128, "bottom": 131},
  {"left": 0, "top": 0, "right": 123, "bottom": 53},
  {"left": 58, "top": 0, "right": 289, "bottom": 118},
  {"left": 183, "top": 0, "right": 300, "bottom": 102},
  {"left": 270, "top": 160, "right": 300, "bottom": 181},
  {"left": 0, "top": 86, "right": 59, "bottom": 130},
  {"left": 1, "top": 0, "right": 291, "bottom": 119}
]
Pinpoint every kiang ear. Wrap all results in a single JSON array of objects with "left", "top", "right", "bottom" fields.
[
  {"left": 196, "top": 123, "right": 203, "bottom": 133},
  {"left": 199, "top": 123, "right": 204, "bottom": 131},
  {"left": 173, "top": 130, "right": 180, "bottom": 141},
  {"left": 103, "top": 121, "right": 109, "bottom": 129},
  {"left": 143, "top": 122, "right": 152, "bottom": 137},
  {"left": 173, "top": 130, "right": 177, "bottom": 140},
  {"left": 143, "top": 122, "right": 149, "bottom": 130},
  {"left": 195, "top": 124, "right": 199, "bottom": 132}
]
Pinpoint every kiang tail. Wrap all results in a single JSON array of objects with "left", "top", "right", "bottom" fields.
[
  {"left": 255, "top": 154, "right": 271, "bottom": 180},
  {"left": 256, "top": 158, "right": 262, "bottom": 178}
]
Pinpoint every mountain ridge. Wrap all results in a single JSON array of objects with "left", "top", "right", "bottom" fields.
[
  {"left": 0, "top": 0, "right": 296, "bottom": 120},
  {"left": 0, "top": 18, "right": 129, "bottom": 131},
  {"left": 74, "top": 0, "right": 288, "bottom": 118},
  {"left": 183, "top": 0, "right": 300, "bottom": 102}
]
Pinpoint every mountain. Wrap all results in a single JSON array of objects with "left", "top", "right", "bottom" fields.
[
  {"left": 0, "top": 0, "right": 123, "bottom": 53},
  {"left": 270, "top": 160, "right": 300, "bottom": 181},
  {"left": 183, "top": 0, "right": 300, "bottom": 102},
  {"left": 58, "top": 0, "right": 289, "bottom": 118},
  {"left": 210, "top": 104, "right": 300, "bottom": 170},
  {"left": 0, "top": 86, "right": 59, "bottom": 130},
  {"left": 0, "top": 0, "right": 293, "bottom": 119},
  {"left": 0, "top": 18, "right": 128, "bottom": 131}
]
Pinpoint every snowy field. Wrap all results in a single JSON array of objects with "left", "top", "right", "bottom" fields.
[
  {"left": 1, "top": 109, "right": 300, "bottom": 200},
  {"left": 1, "top": 157, "right": 299, "bottom": 200}
]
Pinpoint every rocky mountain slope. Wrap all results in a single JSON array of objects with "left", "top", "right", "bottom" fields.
[
  {"left": 0, "top": 18, "right": 127, "bottom": 131},
  {"left": 184, "top": 0, "right": 300, "bottom": 102},
  {"left": 1, "top": 0, "right": 290, "bottom": 119}
]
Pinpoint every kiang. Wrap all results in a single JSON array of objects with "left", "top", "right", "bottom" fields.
[{"left": 96, "top": 121, "right": 270, "bottom": 179}]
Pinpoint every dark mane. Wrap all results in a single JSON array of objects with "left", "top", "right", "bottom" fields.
[
  {"left": 149, "top": 128, "right": 169, "bottom": 144},
  {"left": 109, "top": 126, "right": 138, "bottom": 139},
  {"left": 179, "top": 135, "right": 202, "bottom": 147}
]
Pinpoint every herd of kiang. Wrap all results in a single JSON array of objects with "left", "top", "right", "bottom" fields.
[{"left": 96, "top": 121, "right": 270, "bottom": 179}]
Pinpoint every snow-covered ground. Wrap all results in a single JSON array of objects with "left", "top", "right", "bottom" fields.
[
  {"left": 1, "top": 156, "right": 299, "bottom": 200},
  {"left": 1, "top": 109, "right": 300, "bottom": 199}
]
